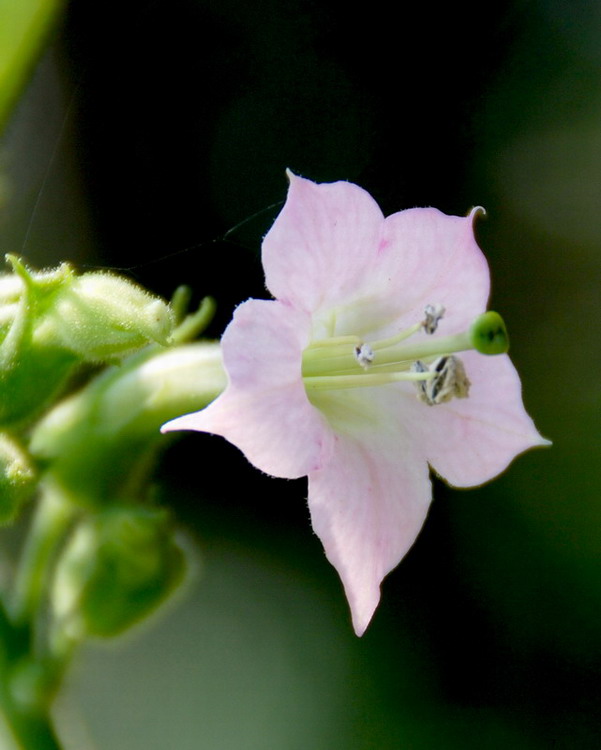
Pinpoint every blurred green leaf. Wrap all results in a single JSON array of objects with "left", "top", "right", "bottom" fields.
[{"left": 0, "top": 0, "right": 65, "bottom": 132}]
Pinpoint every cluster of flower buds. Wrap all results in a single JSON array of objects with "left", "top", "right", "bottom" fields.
[
  {"left": 0, "top": 255, "right": 174, "bottom": 428},
  {"left": 26, "top": 337, "right": 224, "bottom": 642},
  {"left": 0, "top": 258, "right": 227, "bottom": 647}
]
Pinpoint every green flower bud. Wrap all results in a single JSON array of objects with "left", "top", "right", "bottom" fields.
[
  {"left": 45, "top": 272, "right": 174, "bottom": 361},
  {"left": 30, "top": 342, "right": 225, "bottom": 508},
  {"left": 0, "top": 433, "right": 36, "bottom": 523},
  {"left": 52, "top": 506, "right": 187, "bottom": 639},
  {"left": 469, "top": 311, "right": 509, "bottom": 355}
]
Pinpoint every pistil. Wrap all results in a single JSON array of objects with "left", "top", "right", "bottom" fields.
[{"left": 302, "top": 310, "right": 508, "bottom": 392}]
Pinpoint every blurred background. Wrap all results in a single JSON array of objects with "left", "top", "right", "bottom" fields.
[{"left": 0, "top": 0, "right": 599, "bottom": 747}]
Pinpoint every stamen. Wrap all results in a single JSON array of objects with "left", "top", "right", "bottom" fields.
[
  {"left": 412, "top": 356, "right": 470, "bottom": 405},
  {"left": 369, "top": 323, "right": 422, "bottom": 351},
  {"left": 354, "top": 343, "right": 375, "bottom": 369},
  {"left": 302, "top": 329, "right": 472, "bottom": 378},
  {"left": 304, "top": 369, "right": 435, "bottom": 391},
  {"left": 308, "top": 335, "right": 361, "bottom": 349},
  {"left": 410, "top": 360, "right": 429, "bottom": 402},
  {"left": 367, "top": 331, "right": 473, "bottom": 367},
  {"left": 422, "top": 304, "right": 445, "bottom": 334},
  {"left": 302, "top": 335, "right": 362, "bottom": 368}
]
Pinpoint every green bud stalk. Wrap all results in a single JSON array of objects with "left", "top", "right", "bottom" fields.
[{"left": 0, "top": 258, "right": 77, "bottom": 426}]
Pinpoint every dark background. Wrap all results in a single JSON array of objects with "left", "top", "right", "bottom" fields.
[{"left": 1, "top": 1, "right": 599, "bottom": 747}]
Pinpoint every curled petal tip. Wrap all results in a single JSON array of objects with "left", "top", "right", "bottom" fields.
[{"left": 469, "top": 205, "right": 487, "bottom": 220}]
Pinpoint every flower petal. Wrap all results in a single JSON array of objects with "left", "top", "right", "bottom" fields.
[
  {"left": 307, "top": 388, "right": 432, "bottom": 635},
  {"left": 262, "top": 172, "right": 385, "bottom": 314},
  {"left": 162, "top": 299, "right": 333, "bottom": 479},
  {"left": 400, "top": 352, "right": 550, "bottom": 487},
  {"left": 369, "top": 207, "right": 491, "bottom": 336}
]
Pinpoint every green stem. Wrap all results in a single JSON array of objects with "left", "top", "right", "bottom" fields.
[
  {"left": 0, "top": 703, "right": 63, "bottom": 750},
  {"left": 12, "top": 488, "right": 76, "bottom": 629},
  {"left": 0, "top": 601, "right": 63, "bottom": 750}
]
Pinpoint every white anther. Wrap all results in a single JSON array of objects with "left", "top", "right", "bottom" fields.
[
  {"left": 354, "top": 343, "right": 375, "bottom": 369},
  {"left": 422, "top": 304, "right": 445, "bottom": 334},
  {"left": 410, "top": 360, "right": 430, "bottom": 402},
  {"left": 412, "top": 355, "right": 470, "bottom": 405}
]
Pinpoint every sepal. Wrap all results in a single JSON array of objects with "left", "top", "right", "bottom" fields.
[
  {"left": 0, "top": 257, "right": 77, "bottom": 426},
  {"left": 0, "top": 433, "right": 36, "bottom": 523}
]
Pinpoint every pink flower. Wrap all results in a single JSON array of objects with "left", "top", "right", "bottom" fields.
[{"left": 162, "top": 173, "right": 549, "bottom": 635}]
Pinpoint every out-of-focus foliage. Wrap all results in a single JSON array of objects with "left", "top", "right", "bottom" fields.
[
  {"left": 0, "top": 0, "right": 65, "bottom": 132},
  {"left": 52, "top": 506, "right": 186, "bottom": 638}
]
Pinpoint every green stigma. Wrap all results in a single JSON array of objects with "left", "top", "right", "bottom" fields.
[{"left": 469, "top": 311, "right": 509, "bottom": 355}]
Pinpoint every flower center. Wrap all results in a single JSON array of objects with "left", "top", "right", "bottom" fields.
[{"left": 301, "top": 308, "right": 508, "bottom": 403}]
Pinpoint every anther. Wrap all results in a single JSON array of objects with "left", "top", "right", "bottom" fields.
[
  {"left": 411, "top": 356, "right": 470, "bottom": 405},
  {"left": 422, "top": 304, "right": 445, "bottom": 334},
  {"left": 354, "top": 343, "right": 375, "bottom": 369},
  {"left": 410, "top": 360, "right": 429, "bottom": 402}
]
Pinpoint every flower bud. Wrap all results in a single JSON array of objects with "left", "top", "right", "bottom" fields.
[
  {"left": 30, "top": 342, "right": 225, "bottom": 508},
  {"left": 0, "top": 433, "right": 36, "bottom": 523},
  {"left": 46, "top": 272, "right": 174, "bottom": 361},
  {"left": 52, "top": 506, "right": 187, "bottom": 638}
]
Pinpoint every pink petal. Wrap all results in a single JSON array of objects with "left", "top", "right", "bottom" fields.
[
  {"left": 162, "top": 299, "right": 333, "bottom": 479},
  {"left": 400, "top": 352, "right": 550, "bottom": 488},
  {"left": 262, "top": 172, "right": 385, "bottom": 314},
  {"left": 307, "top": 389, "right": 432, "bottom": 636},
  {"left": 369, "top": 207, "right": 491, "bottom": 336}
]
